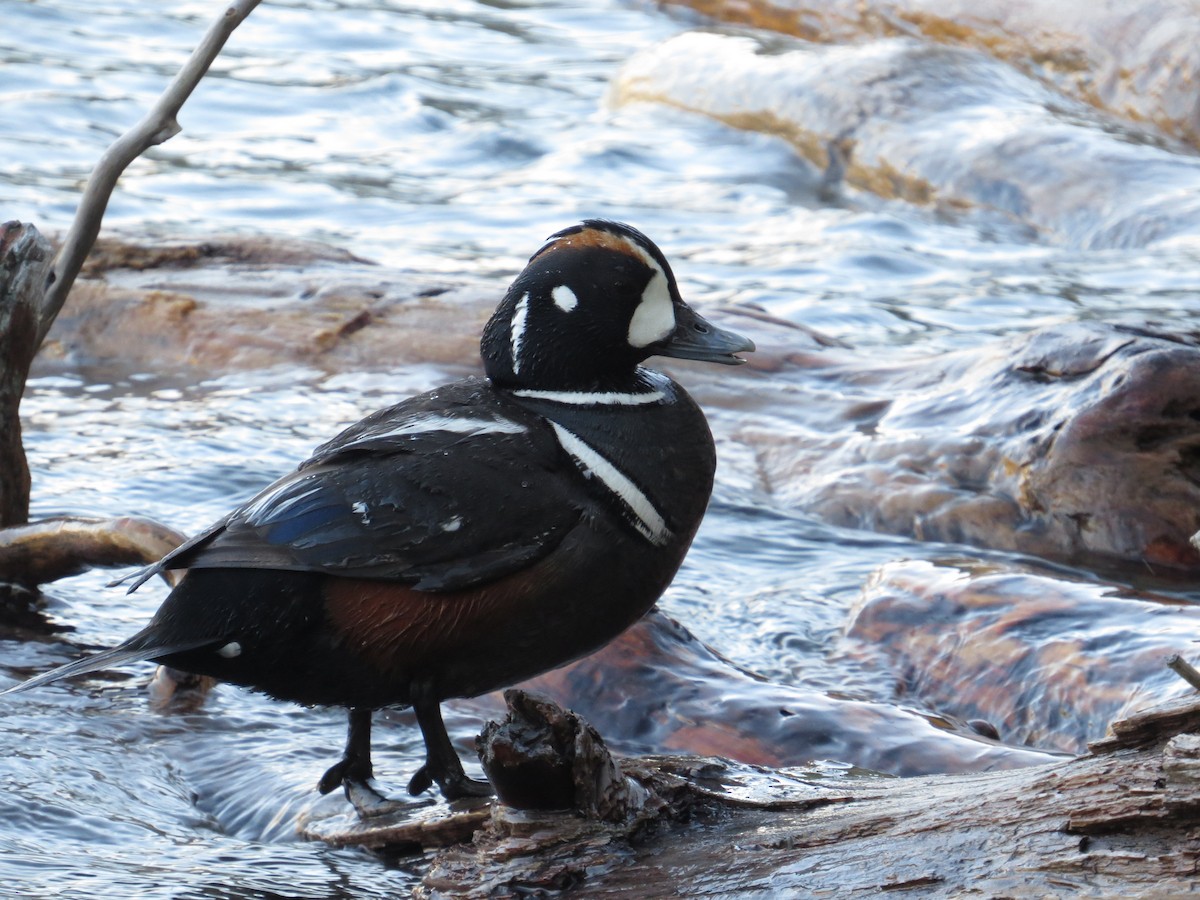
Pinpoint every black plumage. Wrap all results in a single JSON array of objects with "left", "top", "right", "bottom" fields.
[{"left": 6, "top": 220, "right": 754, "bottom": 810}]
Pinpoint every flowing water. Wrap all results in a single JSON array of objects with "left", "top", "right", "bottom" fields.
[{"left": 3, "top": 1, "right": 1200, "bottom": 895}]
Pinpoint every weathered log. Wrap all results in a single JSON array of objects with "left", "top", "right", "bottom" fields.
[
  {"left": 0, "top": 1, "right": 262, "bottom": 586},
  {"left": 0, "top": 223, "right": 54, "bottom": 527},
  {"left": 41, "top": 0, "right": 263, "bottom": 324},
  {"left": 0, "top": 516, "right": 186, "bottom": 588},
  {"left": 316, "top": 692, "right": 1200, "bottom": 896}
]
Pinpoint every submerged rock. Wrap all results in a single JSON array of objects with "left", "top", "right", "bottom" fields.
[
  {"left": 667, "top": 0, "right": 1200, "bottom": 148},
  {"left": 739, "top": 321, "right": 1200, "bottom": 570},
  {"left": 839, "top": 559, "right": 1200, "bottom": 754},
  {"left": 492, "top": 609, "right": 1060, "bottom": 776},
  {"left": 615, "top": 31, "right": 1200, "bottom": 248}
]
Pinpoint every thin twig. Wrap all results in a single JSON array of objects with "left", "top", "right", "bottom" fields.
[
  {"left": 37, "top": 0, "right": 263, "bottom": 345},
  {"left": 1167, "top": 654, "right": 1200, "bottom": 692}
]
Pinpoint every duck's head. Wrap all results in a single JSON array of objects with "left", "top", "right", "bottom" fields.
[{"left": 482, "top": 219, "right": 754, "bottom": 390}]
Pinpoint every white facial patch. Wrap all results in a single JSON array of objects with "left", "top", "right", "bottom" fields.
[
  {"left": 551, "top": 284, "right": 578, "bottom": 312},
  {"left": 217, "top": 641, "right": 242, "bottom": 658},
  {"left": 549, "top": 421, "right": 670, "bottom": 545},
  {"left": 510, "top": 293, "right": 529, "bottom": 373},
  {"left": 625, "top": 258, "right": 676, "bottom": 349}
]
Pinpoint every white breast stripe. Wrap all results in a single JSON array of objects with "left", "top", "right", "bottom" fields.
[
  {"left": 513, "top": 388, "right": 666, "bottom": 406},
  {"left": 510, "top": 294, "right": 529, "bottom": 374},
  {"left": 549, "top": 421, "right": 670, "bottom": 545}
]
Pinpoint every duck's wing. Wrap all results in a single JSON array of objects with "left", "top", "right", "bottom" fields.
[{"left": 123, "top": 380, "right": 583, "bottom": 593}]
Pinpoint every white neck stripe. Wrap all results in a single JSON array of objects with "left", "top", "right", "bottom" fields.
[
  {"left": 549, "top": 421, "right": 670, "bottom": 545},
  {"left": 510, "top": 294, "right": 529, "bottom": 375},
  {"left": 512, "top": 388, "right": 666, "bottom": 406}
]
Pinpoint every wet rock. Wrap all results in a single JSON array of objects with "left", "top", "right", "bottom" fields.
[
  {"left": 668, "top": 0, "right": 1200, "bottom": 148},
  {"left": 739, "top": 321, "right": 1200, "bottom": 570},
  {"left": 839, "top": 558, "right": 1200, "bottom": 754},
  {"left": 40, "top": 235, "right": 492, "bottom": 375},
  {"left": 615, "top": 31, "right": 1200, "bottom": 248}
]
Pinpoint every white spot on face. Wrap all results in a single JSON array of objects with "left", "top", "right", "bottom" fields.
[
  {"left": 441, "top": 516, "right": 463, "bottom": 532},
  {"left": 217, "top": 641, "right": 242, "bottom": 659},
  {"left": 626, "top": 258, "right": 675, "bottom": 349},
  {"left": 548, "top": 421, "right": 671, "bottom": 545},
  {"left": 551, "top": 284, "right": 578, "bottom": 312},
  {"left": 510, "top": 293, "right": 529, "bottom": 374}
]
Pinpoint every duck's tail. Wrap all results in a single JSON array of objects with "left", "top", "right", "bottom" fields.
[{"left": 2, "top": 632, "right": 216, "bottom": 695}]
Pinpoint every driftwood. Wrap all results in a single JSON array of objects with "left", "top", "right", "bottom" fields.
[
  {"left": 41, "top": 0, "right": 263, "bottom": 322},
  {"left": 0, "top": 517, "right": 186, "bottom": 588},
  {"left": 299, "top": 688, "right": 1200, "bottom": 897},
  {"left": 0, "top": 0, "right": 261, "bottom": 587}
]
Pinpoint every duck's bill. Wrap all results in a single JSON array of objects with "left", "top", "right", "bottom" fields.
[{"left": 656, "top": 305, "right": 755, "bottom": 365}]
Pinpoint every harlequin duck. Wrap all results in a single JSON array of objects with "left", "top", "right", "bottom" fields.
[{"left": 6, "top": 220, "right": 754, "bottom": 811}]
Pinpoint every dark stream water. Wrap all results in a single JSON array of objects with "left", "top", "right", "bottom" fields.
[{"left": 4, "top": 1, "right": 1200, "bottom": 896}]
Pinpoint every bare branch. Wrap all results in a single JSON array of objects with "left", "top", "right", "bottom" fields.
[
  {"left": 37, "top": 0, "right": 263, "bottom": 345},
  {"left": 1168, "top": 654, "right": 1200, "bottom": 691}
]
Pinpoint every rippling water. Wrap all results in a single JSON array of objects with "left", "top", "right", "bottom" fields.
[{"left": 5, "top": 0, "right": 1200, "bottom": 895}]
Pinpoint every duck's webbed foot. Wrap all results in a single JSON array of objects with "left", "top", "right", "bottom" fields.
[
  {"left": 406, "top": 761, "right": 493, "bottom": 800},
  {"left": 410, "top": 683, "right": 493, "bottom": 802},
  {"left": 319, "top": 707, "right": 432, "bottom": 818}
]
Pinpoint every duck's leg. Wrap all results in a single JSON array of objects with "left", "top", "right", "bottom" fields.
[
  {"left": 319, "top": 707, "right": 427, "bottom": 817},
  {"left": 407, "top": 680, "right": 493, "bottom": 801}
]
